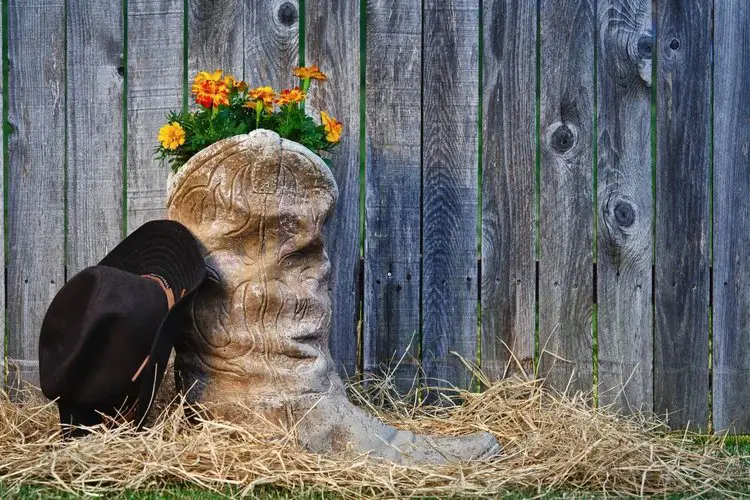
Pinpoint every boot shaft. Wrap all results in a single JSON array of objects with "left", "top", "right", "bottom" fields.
[{"left": 167, "top": 130, "right": 342, "bottom": 404}]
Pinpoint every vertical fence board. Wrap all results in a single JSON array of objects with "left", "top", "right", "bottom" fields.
[
  {"left": 538, "top": 0, "right": 596, "bottom": 393},
  {"left": 127, "top": 0, "right": 184, "bottom": 232},
  {"left": 364, "top": 0, "right": 422, "bottom": 390},
  {"left": 67, "top": 0, "right": 125, "bottom": 274},
  {"left": 481, "top": 0, "right": 536, "bottom": 380},
  {"left": 422, "top": 0, "right": 479, "bottom": 390},
  {"left": 244, "top": 0, "right": 299, "bottom": 88},
  {"left": 713, "top": 0, "right": 750, "bottom": 433},
  {"left": 654, "top": 0, "right": 711, "bottom": 430},
  {"left": 306, "top": 1, "right": 360, "bottom": 378},
  {"left": 0, "top": 3, "right": 3, "bottom": 382},
  {"left": 188, "top": 0, "right": 243, "bottom": 79},
  {"left": 596, "top": 0, "right": 653, "bottom": 412},
  {"left": 6, "top": 0, "right": 66, "bottom": 390}
]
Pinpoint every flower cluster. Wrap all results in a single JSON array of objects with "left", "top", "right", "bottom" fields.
[{"left": 156, "top": 65, "right": 343, "bottom": 172}]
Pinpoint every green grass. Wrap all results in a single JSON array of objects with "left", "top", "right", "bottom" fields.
[
  {"left": 0, "top": 485, "right": 338, "bottom": 499},
  {"left": 0, "top": 484, "right": 579, "bottom": 499},
  {"left": 3, "top": 484, "right": 749, "bottom": 499},
  {"left": 3, "top": 437, "right": 749, "bottom": 500},
  {"left": 0, "top": 485, "right": 624, "bottom": 499}
]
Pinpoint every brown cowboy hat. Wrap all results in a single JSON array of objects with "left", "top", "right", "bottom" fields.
[{"left": 39, "top": 220, "right": 206, "bottom": 436}]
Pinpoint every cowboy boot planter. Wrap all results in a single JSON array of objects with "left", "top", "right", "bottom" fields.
[{"left": 166, "top": 129, "right": 500, "bottom": 465}]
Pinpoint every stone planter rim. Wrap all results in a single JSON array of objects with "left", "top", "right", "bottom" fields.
[{"left": 166, "top": 128, "right": 338, "bottom": 203}]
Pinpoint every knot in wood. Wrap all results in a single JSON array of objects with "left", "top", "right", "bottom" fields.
[
  {"left": 277, "top": 2, "right": 298, "bottom": 26},
  {"left": 550, "top": 123, "right": 576, "bottom": 154},
  {"left": 669, "top": 38, "right": 680, "bottom": 50},
  {"left": 614, "top": 200, "right": 636, "bottom": 228},
  {"left": 637, "top": 35, "right": 652, "bottom": 59}
]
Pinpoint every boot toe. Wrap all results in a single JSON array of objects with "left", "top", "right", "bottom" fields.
[{"left": 417, "top": 430, "right": 502, "bottom": 464}]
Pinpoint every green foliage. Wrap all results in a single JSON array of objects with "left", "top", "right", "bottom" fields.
[{"left": 155, "top": 71, "right": 341, "bottom": 173}]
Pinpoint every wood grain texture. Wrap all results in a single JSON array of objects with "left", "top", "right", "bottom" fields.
[
  {"left": 712, "top": 0, "right": 750, "bottom": 433},
  {"left": 188, "top": 0, "right": 243, "bottom": 79},
  {"left": 538, "top": 0, "right": 596, "bottom": 394},
  {"left": 127, "top": 0, "right": 184, "bottom": 232},
  {"left": 364, "top": 0, "right": 422, "bottom": 391},
  {"left": 245, "top": 0, "right": 299, "bottom": 88},
  {"left": 654, "top": 0, "right": 711, "bottom": 431},
  {"left": 421, "top": 0, "right": 479, "bottom": 391},
  {"left": 6, "top": 0, "right": 66, "bottom": 390},
  {"left": 67, "top": 0, "right": 125, "bottom": 274},
  {"left": 306, "top": 0, "right": 360, "bottom": 378},
  {"left": 596, "top": 0, "right": 653, "bottom": 412},
  {"left": 0, "top": 4, "right": 3, "bottom": 382},
  {"left": 0, "top": 5, "right": 4, "bottom": 384},
  {"left": 481, "top": 0, "right": 536, "bottom": 380}
]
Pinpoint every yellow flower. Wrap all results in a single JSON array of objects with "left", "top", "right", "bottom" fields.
[
  {"left": 246, "top": 86, "right": 275, "bottom": 112},
  {"left": 293, "top": 65, "right": 327, "bottom": 82},
  {"left": 275, "top": 87, "right": 306, "bottom": 106},
  {"left": 320, "top": 111, "right": 343, "bottom": 143},
  {"left": 158, "top": 122, "right": 186, "bottom": 150}
]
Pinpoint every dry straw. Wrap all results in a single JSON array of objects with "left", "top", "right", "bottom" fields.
[{"left": 0, "top": 363, "right": 748, "bottom": 498}]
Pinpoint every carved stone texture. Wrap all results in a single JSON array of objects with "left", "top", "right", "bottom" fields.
[{"left": 167, "top": 129, "right": 500, "bottom": 464}]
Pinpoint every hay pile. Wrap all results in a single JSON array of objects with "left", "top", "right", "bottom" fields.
[{"left": 0, "top": 369, "right": 747, "bottom": 498}]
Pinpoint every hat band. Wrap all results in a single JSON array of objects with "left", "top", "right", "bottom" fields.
[
  {"left": 131, "top": 355, "right": 150, "bottom": 382},
  {"left": 141, "top": 274, "right": 175, "bottom": 310}
]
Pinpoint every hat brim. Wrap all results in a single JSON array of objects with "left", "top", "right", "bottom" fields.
[
  {"left": 57, "top": 401, "right": 105, "bottom": 438},
  {"left": 99, "top": 220, "right": 206, "bottom": 428}
]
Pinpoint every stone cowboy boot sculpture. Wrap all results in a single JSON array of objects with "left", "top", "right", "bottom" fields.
[{"left": 166, "top": 129, "right": 500, "bottom": 465}]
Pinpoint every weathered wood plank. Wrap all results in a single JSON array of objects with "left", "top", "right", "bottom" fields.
[
  {"left": 364, "top": 0, "right": 422, "bottom": 391},
  {"left": 654, "top": 0, "right": 711, "bottom": 430},
  {"left": 481, "top": 0, "right": 536, "bottom": 380},
  {"left": 713, "top": 0, "right": 750, "bottom": 433},
  {"left": 0, "top": 4, "right": 5, "bottom": 385},
  {"left": 6, "top": 0, "right": 66, "bottom": 390},
  {"left": 188, "top": 0, "right": 243, "bottom": 79},
  {"left": 306, "top": 1, "right": 360, "bottom": 378},
  {"left": 245, "top": 0, "right": 299, "bottom": 88},
  {"left": 67, "top": 0, "right": 125, "bottom": 274},
  {"left": 538, "top": 0, "right": 596, "bottom": 394},
  {"left": 596, "top": 0, "right": 653, "bottom": 412},
  {"left": 127, "top": 0, "right": 184, "bottom": 232},
  {"left": 421, "top": 0, "right": 479, "bottom": 391}
]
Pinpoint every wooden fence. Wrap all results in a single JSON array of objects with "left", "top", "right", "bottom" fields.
[{"left": 1, "top": 0, "right": 748, "bottom": 433}]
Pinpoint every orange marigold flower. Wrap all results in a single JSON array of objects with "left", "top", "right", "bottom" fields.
[
  {"left": 275, "top": 87, "right": 306, "bottom": 106},
  {"left": 223, "top": 74, "right": 247, "bottom": 92},
  {"left": 194, "top": 81, "right": 229, "bottom": 108},
  {"left": 320, "top": 111, "right": 343, "bottom": 143},
  {"left": 246, "top": 86, "right": 275, "bottom": 112},
  {"left": 293, "top": 65, "right": 327, "bottom": 82},
  {"left": 158, "top": 122, "right": 186, "bottom": 150},
  {"left": 191, "top": 70, "right": 223, "bottom": 93},
  {"left": 191, "top": 70, "right": 230, "bottom": 108}
]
